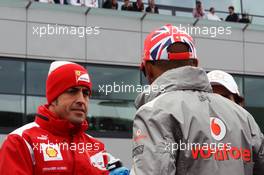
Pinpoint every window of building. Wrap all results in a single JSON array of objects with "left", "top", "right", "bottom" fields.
[
  {"left": 244, "top": 76, "right": 264, "bottom": 132},
  {"left": 88, "top": 99, "right": 135, "bottom": 136},
  {"left": 0, "top": 59, "right": 24, "bottom": 94},
  {"left": 26, "top": 96, "right": 46, "bottom": 123},
  {"left": 242, "top": 0, "right": 264, "bottom": 16},
  {"left": 0, "top": 59, "right": 25, "bottom": 133},
  {"left": 1, "top": 58, "right": 263, "bottom": 136},
  {"left": 85, "top": 64, "right": 139, "bottom": 137},
  {"left": 251, "top": 16, "right": 264, "bottom": 25},
  {"left": 140, "top": 71, "right": 148, "bottom": 85},
  {"left": 26, "top": 61, "right": 50, "bottom": 96},
  {"left": 233, "top": 74, "right": 244, "bottom": 96},
  {"left": 87, "top": 65, "right": 140, "bottom": 100},
  {"left": 0, "top": 94, "right": 24, "bottom": 130}
]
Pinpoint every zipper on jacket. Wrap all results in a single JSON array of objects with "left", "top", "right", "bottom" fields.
[{"left": 70, "top": 134, "right": 76, "bottom": 175}]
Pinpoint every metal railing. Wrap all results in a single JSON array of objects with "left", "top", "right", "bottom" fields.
[{"left": 1, "top": 0, "right": 264, "bottom": 26}]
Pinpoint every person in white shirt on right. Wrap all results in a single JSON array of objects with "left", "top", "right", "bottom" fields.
[
  {"left": 68, "top": 0, "right": 98, "bottom": 7},
  {"left": 81, "top": 0, "right": 98, "bottom": 7},
  {"left": 207, "top": 7, "right": 221, "bottom": 21},
  {"left": 38, "top": 0, "right": 54, "bottom": 3}
]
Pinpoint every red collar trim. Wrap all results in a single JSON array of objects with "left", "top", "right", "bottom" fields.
[{"left": 35, "top": 104, "right": 88, "bottom": 136}]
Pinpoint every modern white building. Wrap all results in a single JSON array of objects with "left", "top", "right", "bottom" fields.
[{"left": 0, "top": 0, "right": 264, "bottom": 167}]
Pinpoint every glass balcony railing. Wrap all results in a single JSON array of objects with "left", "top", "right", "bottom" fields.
[{"left": 0, "top": 0, "right": 263, "bottom": 28}]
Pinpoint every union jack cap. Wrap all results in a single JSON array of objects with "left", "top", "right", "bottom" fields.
[{"left": 140, "top": 24, "right": 197, "bottom": 72}]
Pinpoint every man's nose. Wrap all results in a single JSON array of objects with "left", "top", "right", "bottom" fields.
[{"left": 76, "top": 91, "right": 87, "bottom": 104}]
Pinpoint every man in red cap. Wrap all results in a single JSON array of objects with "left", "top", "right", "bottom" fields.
[
  {"left": 130, "top": 24, "right": 264, "bottom": 175},
  {"left": 0, "top": 61, "right": 128, "bottom": 175}
]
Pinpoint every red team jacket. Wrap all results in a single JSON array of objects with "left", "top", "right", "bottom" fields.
[{"left": 0, "top": 105, "right": 110, "bottom": 175}]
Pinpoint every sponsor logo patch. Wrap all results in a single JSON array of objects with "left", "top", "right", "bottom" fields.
[
  {"left": 75, "top": 70, "right": 90, "bottom": 83},
  {"left": 210, "top": 117, "right": 226, "bottom": 141},
  {"left": 41, "top": 143, "right": 63, "bottom": 161},
  {"left": 134, "top": 129, "right": 147, "bottom": 142}
]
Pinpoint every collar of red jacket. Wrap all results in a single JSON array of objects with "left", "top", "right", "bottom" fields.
[{"left": 35, "top": 104, "right": 88, "bottom": 137}]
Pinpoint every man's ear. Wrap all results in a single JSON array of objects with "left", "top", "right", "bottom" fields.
[
  {"left": 50, "top": 99, "right": 58, "bottom": 106},
  {"left": 145, "top": 62, "right": 155, "bottom": 84},
  {"left": 192, "top": 59, "right": 198, "bottom": 67}
]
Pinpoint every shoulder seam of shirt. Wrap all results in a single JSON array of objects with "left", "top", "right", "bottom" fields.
[
  {"left": 10, "top": 122, "right": 39, "bottom": 137},
  {"left": 137, "top": 92, "right": 171, "bottom": 112}
]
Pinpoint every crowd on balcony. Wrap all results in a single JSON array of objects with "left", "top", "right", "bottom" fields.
[
  {"left": 35, "top": 0, "right": 98, "bottom": 7},
  {"left": 34, "top": 0, "right": 250, "bottom": 23},
  {"left": 193, "top": 1, "right": 250, "bottom": 23}
]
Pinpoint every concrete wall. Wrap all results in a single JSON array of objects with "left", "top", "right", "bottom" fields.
[{"left": 0, "top": 2, "right": 264, "bottom": 74}]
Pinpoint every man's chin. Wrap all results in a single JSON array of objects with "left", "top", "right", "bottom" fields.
[
  {"left": 69, "top": 118, "right": 85, "bottom": 125},
  {"left": 69, "top": 115, "right": 86, "bottom": 124},
  {"left": 67, "top": 111, "right": 87, "bottom": 124}
]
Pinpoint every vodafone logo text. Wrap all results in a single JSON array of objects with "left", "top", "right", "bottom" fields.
[
  {"left": 210, "top": 117, "right": 226, "bottom": 141},
  {"left": 191, "top": 145, "right": 251, "bottom": 162},
  {"left": 191, "top": 117, "right": 251, "bottom": 162}
]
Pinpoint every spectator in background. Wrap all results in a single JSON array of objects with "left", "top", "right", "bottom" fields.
[
  {"left": 131, "top": 0, "right": 144, "bottom": 12},
  {"left": 75, "top": 0, "right": 98, "bottom": 8},
  {"left": 68, "top": 0, "right": 82, "bottom": 6},
  {"left": 207, "top": 70, "right": 245, "bottom": 107},
  {"left": 207, "top": 7, "right": 221, "bottom": 21},
  {"left": 89, "top": 0, "right": 98, "bottom": 7},
  {"left": 146, "top": 0, "right": 159, "bottom": 14},
  {"left": 121, "top": 0, "right": 132, "bottom": 11},
  {"left": 36, "top": 0, "right": 54, "bottom": 3},
  {"left": 103, "top": 0, "right": 118, "bottom": 10},
  {"left": 239, "top": 13, "right": 250, "bottom": 23},
  {"left": 53, "top": 0, "right": 68, "bottom": 4},
  {"left": 225, "top": 6, "right": 239, "bottom": 22},
  {"left": 193, "top": 0, "right": 205, "bottom": 19}
]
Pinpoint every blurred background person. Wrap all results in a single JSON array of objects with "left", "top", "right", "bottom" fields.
[
  {"left": 103, "top": 0, "right": 118, "bottom": 10},
  {"left": 239, "top": 13, "right": 251, "bottom": 23},
  {"left": 53, "top": 0, "right": 68, "bottom": 4},
  {"left": 207, "top": 70, "right": 244, "bottom": 107},
  {"left": 68, "top": 0, "right": 82, "bottom": 6},
  {"left": 86, "top": 0, "right": 98, "bottom": 7},
  {"left": 225, "top": 6, "right": 239, "bottom": 22},
  {"left": 131, "top": 0, "right": 144, "bottom": 12},
  {"left": 145, "top": 0, "right": 159, "bottom": 14},
  {"left": 36, "top": 0, "right": 55, "bottom": 3},
  {"left": 207, "top": 7, "right": 221, "bottom": 21},
  {"left": 193, "top": 0, "right": 205, "bottom": 19},
  {"left": 121, "top": 0, "right": 132, "bottom": 11}
]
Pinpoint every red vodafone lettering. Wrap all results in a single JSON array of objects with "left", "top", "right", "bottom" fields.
[{"left": 191, "top": 146, "right": 251, "bottom": 162}]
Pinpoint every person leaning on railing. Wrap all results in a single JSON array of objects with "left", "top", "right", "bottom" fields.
[{"left": 145, "top": 0, "right": 159, "bottom": 14}]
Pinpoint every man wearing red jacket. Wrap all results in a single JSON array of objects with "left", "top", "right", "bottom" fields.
[{"left": 0, "top": 61, "right": 115, "bottom": 174}]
